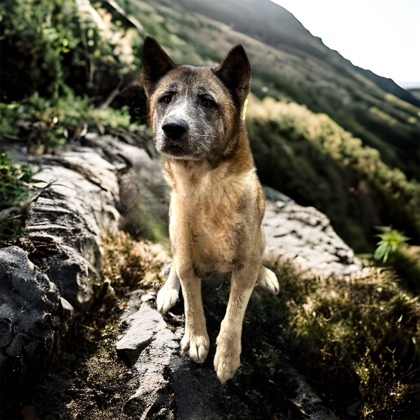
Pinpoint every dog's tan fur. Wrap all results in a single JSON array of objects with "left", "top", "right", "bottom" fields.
[{"left": 141, "top": 37, "right": 279, "bottom": 383}]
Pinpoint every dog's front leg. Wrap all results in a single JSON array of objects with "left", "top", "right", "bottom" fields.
[
  {"left": 178, "top": 265, "right": 210, "bottom": 363},
  {"left": 214, "top": 266, "right": 258, "bottom": 383}
]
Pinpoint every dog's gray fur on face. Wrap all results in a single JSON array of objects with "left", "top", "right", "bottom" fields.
[
  {"left": 152, "top": 67, "right": 226, "bottom": 160},
  {"left": 150, "top": 65, "right": 241, "bottom": 165}
]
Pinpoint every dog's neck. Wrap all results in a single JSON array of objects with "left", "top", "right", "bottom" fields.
[{"left": 162, "top": 133, "right": 255, "bottom": 203}]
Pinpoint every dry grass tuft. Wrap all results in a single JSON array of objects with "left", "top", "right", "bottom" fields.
[{"left": 101, "top": 231, "right": 170, "bottom": 289}]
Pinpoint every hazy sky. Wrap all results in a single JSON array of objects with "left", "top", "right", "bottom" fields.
[{"left": 272, "top": 0, "right": 420, "bottom": 87}]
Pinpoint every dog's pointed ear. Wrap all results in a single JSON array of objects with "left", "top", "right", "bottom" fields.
[
  {"left": 141, "top": 36, "right": 176, "bottom": 97},
  {"left": 214, "top": 45, "right": 251, "bottom": 105}
]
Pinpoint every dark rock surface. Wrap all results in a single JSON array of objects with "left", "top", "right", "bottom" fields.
[
  {"left": 0, "top": 246, "right": 72, "bottom": 406},
  {"left": 1, "top": 135, "right": 122, "bottom": 409}
]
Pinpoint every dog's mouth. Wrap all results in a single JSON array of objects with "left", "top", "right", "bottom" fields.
[
  {"left": 158, "top": 139, "right": 198, "bottom": 160},
  {"left": 160, "top": 141, "right": 186, "bottom": 156},
  {"left": 159, "top": 136, "right": 209, "bottom": 160}
]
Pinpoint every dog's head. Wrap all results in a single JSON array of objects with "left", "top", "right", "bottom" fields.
[{"left": 141, "top": 36, "right": 251, "bottom": 163}]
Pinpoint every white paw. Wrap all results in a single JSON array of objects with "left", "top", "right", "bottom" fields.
[
  {"left": 214, "top": 332, "right": 241, "bottom": 383},
  {"left": 156, "top": 285, "right": 179, "bottom": 313},
  {"left": 181, "top": 331, "right": 210, "bottom": 363},
  {"left": 257, "top": 266, "right": 280, "bottom": 295}
]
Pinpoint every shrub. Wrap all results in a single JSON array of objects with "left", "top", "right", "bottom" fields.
[
  {"left": 247, "top": 97, "right": 420, "bottom": 253},
  {"left": 0, "top": 0, "right": 141, "bottom": 102}
]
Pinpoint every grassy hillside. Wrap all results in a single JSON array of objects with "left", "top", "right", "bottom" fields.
[{"left": 247, "top": 97, "right": 419, "bottom": 252}]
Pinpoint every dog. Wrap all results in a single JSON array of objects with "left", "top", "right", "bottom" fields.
[{"left": 141, "top": 36, "right": 279, "bottom": 383}]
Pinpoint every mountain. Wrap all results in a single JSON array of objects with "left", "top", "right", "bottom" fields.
[
  {"left": 132, "top": 0, "right": 420, "bottom": 181},
  {"left": 408, "top": 88, "right": 420, "bottom": 101},
  {"left": 178, "top": 0, "right": 420, "bottom": 107}
]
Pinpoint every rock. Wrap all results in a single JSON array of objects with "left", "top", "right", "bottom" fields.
[
  {"left": 116, "top": 294, "right": 173, "bottom": 367},
  {"left": 42, "top": 243, "right": 97, "bottom": 309},
  {"left": 117, "top": 278, "right": 335, "bottom": 419},
  {"left": 123, "top": 319, "right": 178, "bottom": 418},
  {"left": 25, "top": 146, "right": 121, "bottom": 308},
  {"left": 0, "top": 246, "right": 72, "bottom": 406},
  {"left": 116, "top": 291, "right": 178, "bottom": 418},
  {"left": 263, "top": 199, "right": 362, "bottom": 277},
  {"left": 0, "top": 134, "right": 125, "bottom": 407}
]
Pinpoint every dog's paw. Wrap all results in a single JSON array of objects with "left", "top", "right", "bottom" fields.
[
  {"left": 181, "top": 331, "right": 210, "bottom": 363},
  {"left": 156, "top": 285, "right": 179, "bottom": 313},
  {"left": 214, "top": 332, "right": 241, "bottom": 383},
  {"left": 257, "top": 266, "right": 280, "bottom": 295}
]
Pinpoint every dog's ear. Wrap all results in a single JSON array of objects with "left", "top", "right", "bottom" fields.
[
  {"left": 141, "top": 36, "right": 176, "bottom": 97},
  {"left": 214, "top": 45, "right": 251, "bottom": 105}
]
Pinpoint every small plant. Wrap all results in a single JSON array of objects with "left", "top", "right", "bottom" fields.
[
  {"left": 0, "top": 151, "right": 32, "bottom": 210},
  {"left": 0, "top": 151, "right": 34, "bottom": 239},
  {"left": 374, "top": 226, "right": 409, "bottom": 263}
]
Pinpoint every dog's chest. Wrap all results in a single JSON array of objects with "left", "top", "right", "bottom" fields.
[
  {"left": 189, "top": 197, "right": 243, "bottom": 273},
  {"left": 171, "top": 172, "right": 248, "bottom": 273}
]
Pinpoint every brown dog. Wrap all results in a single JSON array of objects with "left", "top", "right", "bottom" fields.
[{"left": 141, "top": 36, "right": 279, "bottom": 383}]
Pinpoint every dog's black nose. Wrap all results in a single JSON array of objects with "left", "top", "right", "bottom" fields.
[{"left": 162, "top": 118, "right": 188, "bottom": 140}]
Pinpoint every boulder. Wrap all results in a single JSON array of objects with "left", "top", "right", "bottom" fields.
[
  {"left": 26, "top": 147, "right": 121, "bottom": 309},
  {"left": 263, "top": 188, "right": 362, "bottom": 277}
]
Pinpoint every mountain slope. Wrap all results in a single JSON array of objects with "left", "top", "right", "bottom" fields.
[{"left": 178, "top": 0, "right": 419, "bottom": 107}]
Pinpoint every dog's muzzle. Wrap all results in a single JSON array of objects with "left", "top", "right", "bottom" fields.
[
  {"left": 162, "top": 117, "right": 189, "bottom": 141},
  {"left": 159, "top": 117, "right": 191, "bottom": 157}
]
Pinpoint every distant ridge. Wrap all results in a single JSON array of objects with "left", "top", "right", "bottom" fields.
[{"left": 354, "top": 68, "right": 420, "bottom": 107}]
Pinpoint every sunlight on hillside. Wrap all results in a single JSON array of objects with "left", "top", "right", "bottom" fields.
[{"left": 247, "top": 95, "right": 419, "bottom": 253}]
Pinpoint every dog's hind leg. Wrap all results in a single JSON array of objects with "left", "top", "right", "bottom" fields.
[
  {"left": 156, "top": 265, "right": 180, "bottom": 313},
  {"left": 256, "top": 265, "right": 279, "bottom": 295}
]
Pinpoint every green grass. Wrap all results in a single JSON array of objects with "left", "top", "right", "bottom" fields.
[
  {"left": 0, "top": 93, "right": 140, "bottom": 151},
  {"left": 259, "top": 255, "right": 420, "bottom": 418}
]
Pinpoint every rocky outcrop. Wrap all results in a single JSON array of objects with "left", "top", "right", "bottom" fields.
[
  {"left": 116, "top": 286, "right": 336, "bottom": 419},
  {"left": 263, "top": 187, "right": 362, "bottom": 278},
  {"left": 0, "top": 246, "right": 73, "bottom": 406},
  {"left": 1, "top": 131, "right": 361, "bottom": 417},
  {"left": 0, "top": 135, "right": 123, "bottom": 407}
]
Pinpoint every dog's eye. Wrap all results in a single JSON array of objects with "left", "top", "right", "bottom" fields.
[
  {"left": 201, "top": 99, "right": 211, "bottom": 108},
  {"left": 199, "top": 96, "right": 216, "bottom": 109},
  {"left": 160, "top": 94, "right": 173, "bottom": 105}
]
